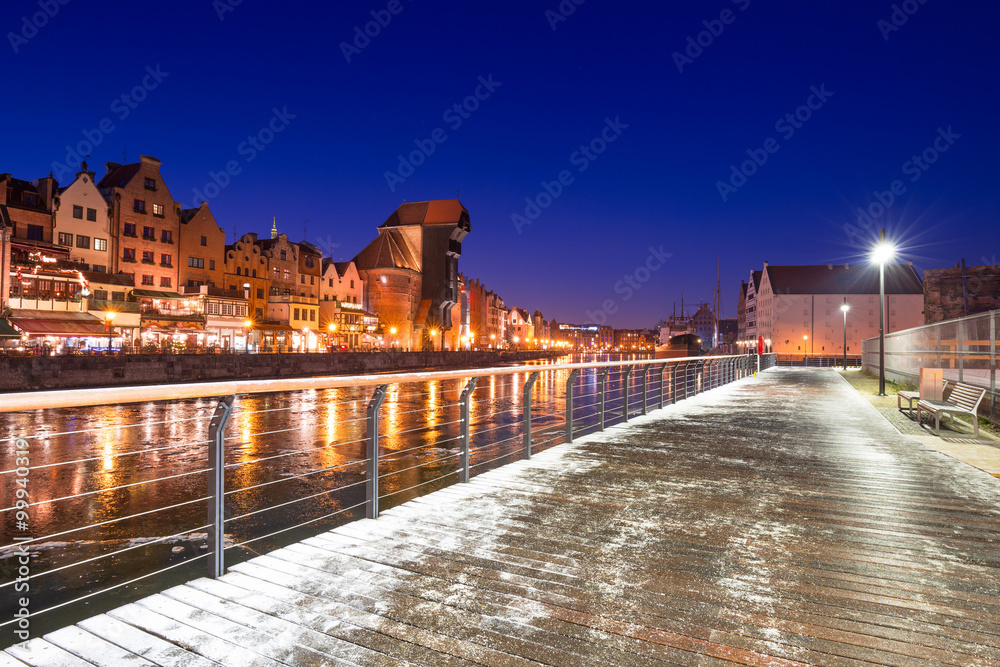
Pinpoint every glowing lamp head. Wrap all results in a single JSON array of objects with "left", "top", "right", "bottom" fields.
[
  {"left": 105, "top": 311, "right": 116, "bottom": 323},
  {"left": 871, "top": 241, "right": 896, "bottom": 265},
  {"left": 840, "top": 303, "right": 850, "bottom": 313},
  {"left": 390, "top": 327, "right": 397, "bottom": 335}
]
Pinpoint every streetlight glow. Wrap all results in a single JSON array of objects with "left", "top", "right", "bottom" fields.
[{"left": 871, "top": 241, "right": 897, "bottom": 265}]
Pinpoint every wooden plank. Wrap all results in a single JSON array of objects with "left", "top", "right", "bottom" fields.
[
  {"left": 44, "top": 626, "right": 156, "bottom": 666},
  {"left": 4, "top": 640, "right": 95, "bottom": 667},
  {"left": 75, "top": 615, "right": 220, "bottom": 667}
]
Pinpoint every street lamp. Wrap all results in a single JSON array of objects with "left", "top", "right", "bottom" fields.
[
  {"left": 302, "top": 327, "right": 310, "bottom": 353},
  {"left": 429, "top": 328, "right": 438, "bottom": 352},
  {"left": 104, "top": 312, "right": 116, "bottom": 354},
  {"left": 244, "top": 319, "right": 253, "bottom": 354},
  {"left": 840, "top": 300, "right": 850, "bottom": 370},
  {"left": 872, "top": 228, "right": 896, "bottom": 395}
]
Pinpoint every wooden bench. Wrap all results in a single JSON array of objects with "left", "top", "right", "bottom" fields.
[
  {"left": 916, "top": 382, "right": 987, "bottom": 436},
  {"left": 898, "top": 380, "right": 950, "bottom": 418}
]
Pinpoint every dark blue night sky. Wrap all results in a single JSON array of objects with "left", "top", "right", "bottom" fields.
[{"left": 4, "top": 0, "right": 999, "bottom": 326}]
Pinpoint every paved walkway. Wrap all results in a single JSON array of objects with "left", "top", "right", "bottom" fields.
[{"left": 6, "top": 368, "right": 1000, "bottom": 666}]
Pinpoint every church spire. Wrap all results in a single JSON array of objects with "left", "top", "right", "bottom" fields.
[{"left": 270, "top": 216, "right": 277, "bottom": 239}]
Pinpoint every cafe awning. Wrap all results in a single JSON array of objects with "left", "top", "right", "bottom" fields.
[
  {"left": 10, "top": 311, "right": 108, "bottom": 337},
  {"left": 132, "top": 289, "right": 186, "bottom": 300},
  {"left": 0, "top": 319, "right": 22, "bottom": 339}
]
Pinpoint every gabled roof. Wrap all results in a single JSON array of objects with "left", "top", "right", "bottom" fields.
[
  {"left": 750, "top": 270, "right": 763, "bottom": 290},
  {"left": 379, "top": 199, "right": 470, "bottom": 229},
  {"left": 764, "top": 263, "right": 923, "bottom": 295},
  {"left": 97, "top": 163, "right": 141, "bottom": 190},
  {"left": 353, "top": 228, "right": 419, "bottom": 272},
  {"left": 333, "top": 261, "right": 356, "bottom": 277}
]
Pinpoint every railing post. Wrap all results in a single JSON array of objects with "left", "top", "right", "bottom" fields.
[
  {"left": 366, "top": 384, "right": 388, "bottom": 519},
  {"left": 658, "top": 363, "right": 667, "bottom": 409},
  {"left": 638, "top": 366, "right": 649, "bottom": 415},
  {"left": 459, "top": 377, "right": 478, "bottom": 483},
  {"left": 598, "top": 368, "right": 609, "bottom": 430},
  {"left": 565, "top": 369, "right": 581, "bottom": 443},
  {"left": 207, "top": 395, "right": 235, "bottom": 580},
  {"left": 622, "top": 365, "right": 634, "bottom": 422},
  {"left": 523, "top": 371, "right": 539, "bottom": 459}
]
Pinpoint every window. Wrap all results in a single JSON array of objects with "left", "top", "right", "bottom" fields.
[
  {"left": 280, "top": 250, "right": 287, "bottom": 260},
  {"left": 207, "top": 303, "right": 221, "bottom": 315},
  {"left": 188, "top": 257, "right": 205, "bottom": 268},
  {"left": 73, "top": 205, "right": 83, "bottom": 219},
  {"left": 143, "top": 226, "right": 155, "bottom": 240},
  {"left": 94, "top": 238, "right": 107, "bottom": 252},
  {"left": 87, "top": 208, "right": 97, "bottom": 221},
  {"left": 209, "top": 260, "right": 216, "bottom": 271},
  {"left": 123, "top": 248, "right": 136, "bottom": 261},
  {"left": 144, "top": 177, "right": 156, "bottom": 190},
  {"left": 26, "top": 225, "right": 43, "bottom": 241},
  {"left": 304, "top": 256, "right": 314, "bottom": 267},
  {"left": 23, "top": 193, "right": 38, "bottom": 207},
  {"left": 293, "top": 308, "right": 300, "bottom": 320},
  {"left": 92, "top": 265, "right": 106, "bottom": 273},
  {"left": 123, "top": 222, "right": 136, "bottom": 237},
  {"left": 283, "top": 269, "right": 291, "bottom": 280},
  {"left": 310, "top": 276, "right": 315, "bottom": 285},
  {"left": 300, "top": 275, "right": 305, "bottom": 284},
  {"left": 93, "top": 289, "right": 108, "bottom": 301},
  {"left": 161, "top": 230, "right": 172, "bottom": 243},
  {"left": 328, "top": 279, "right": 333, "bottom": 287},
  {"left": 272, "top": 267, "right": 280, "bottom": 279},
  {"left": 160, "top": 277, "right": 171, "bottom": 287},
  {"left": 200, "top": 236, "right": 207, "bottom": 246},
  {"left": 141, "top": 275, "right": 154, "bottom": 286},
  {"left": 76, "top": 235, "right": 90, "bottom": 249},
  {"left": 142, "top": 251, "right": 155, "bottom": 264},
  {"left": 256, "top": 288, "right": 263, "bottom": 298},
  {"left": 58, "top": 232, "right": 73, "bottom": 246},
  {"left": 161, "top": 254, "right": 172, "bottom": 267},
  {"left": 350, "top": 280, "right": 354, "bottom": 288},
  {"left": 134, "top": 199, "right": 146, "bottom": 214},
  {"left": 310, "top": 310, "right": 315, "bottom": 322},
  {"left": 152, "top": 203, "right": 164, "bottom": 217}
]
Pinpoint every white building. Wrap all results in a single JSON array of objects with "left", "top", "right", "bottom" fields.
[{"left": 53, "top": 165, "right": 112, "bottom": 273}]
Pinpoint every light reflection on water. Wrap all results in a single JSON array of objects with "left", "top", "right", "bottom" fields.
[{"left": 0, "top": 353, "right": 671, "bottom": 641}]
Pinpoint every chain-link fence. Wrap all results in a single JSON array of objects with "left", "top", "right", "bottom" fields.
[{"left": 862, "top": 310, "right": 998, "bottom": 422}]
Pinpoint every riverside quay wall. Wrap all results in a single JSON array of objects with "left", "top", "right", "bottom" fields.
[{"left": 0, "top": 350, "right": 566, "bottom": 393}]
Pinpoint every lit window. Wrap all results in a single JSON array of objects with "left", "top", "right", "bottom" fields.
[
  {"left": 94, "top": 238, "right": 108, "bottom": 252},
  {"left": 152, "top": 203, "right": 164, "bottom": 217}
]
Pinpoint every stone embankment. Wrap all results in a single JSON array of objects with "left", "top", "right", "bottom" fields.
[{"left": 0, "top": 350, "right": 565, "bottom": 393}]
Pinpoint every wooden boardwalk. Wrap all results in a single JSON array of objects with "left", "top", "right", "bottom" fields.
[{"left": 6, "top": 368, "right": 1000, "bottom": 666}]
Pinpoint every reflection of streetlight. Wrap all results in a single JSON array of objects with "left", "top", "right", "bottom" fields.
[
  {"left": 872, "top": 228, "right": 896, "bottom": 396},
  {"left": 840, "top": 300, "right": 850, "bottom": 370},
  {"left": 104, "top": 312, "right": 116, "bottom": 354}
]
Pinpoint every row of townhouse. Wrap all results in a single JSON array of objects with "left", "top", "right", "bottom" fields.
[{"left": 1, "top": 157, "right": 369, "bottom": 353}]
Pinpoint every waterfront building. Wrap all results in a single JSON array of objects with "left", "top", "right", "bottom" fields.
[
  {"left": 507, "top": 307, "right": 532, "bottom": 346},
  {"left": 98, "top": 155, "right": 181, "bottom": 291},
  {"left": 320, "top": 259, "right": 368, "bottom": 349},
  {"left": 355, "top": 200, "right": 470, "bottom": 351},
  {"left": 2, "top": 172, "right": 65, "bottom": 268},
  {"left": 52, "top": 164, "right": 112, "bottom": 273},
  {"left": 486, "top": 290, "right": 506, "bottom": 347},
  {"left": 297, "top": 240, "right": 322, "bottom": 300},
  {"left": 223, "top": 233, "right": 270, "bottom": 324},
  {"left": 178, "top": 202, "right": 226, "bottom": 291},
  {"left": 748, "top": 261, "right": 924, "bottom": 355},
  {"left": 178, "top": 284, "right": 251, "bottom": 351},
  {"left": 691, "top": 303, "right": 716, "bottom": 351}
]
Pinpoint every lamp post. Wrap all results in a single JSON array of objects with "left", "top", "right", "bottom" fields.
[
  {"left": 244, "top": 320, "right": 252, "bottom": 354},
  {"left": 104, "top": 312, "right": 116, "bottom": 354},
  {"left": 389, "top": 326, "right": 397, "bottom": 350},
  {"left": 840, "top": 300, "right": 850, "bottom": 370},
  {"left": 429, "top": 328, "right": 438, "bottom": 352},
  {"left": 872, "top": 228, "right": 896, "bottom": 396},
  {"left": 328, "top": 323, "right": 337, "bottom": 352}
]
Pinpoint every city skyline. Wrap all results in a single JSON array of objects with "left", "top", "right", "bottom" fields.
[{"left": 3, "top": 1, "right": 999, "bottom": 327}]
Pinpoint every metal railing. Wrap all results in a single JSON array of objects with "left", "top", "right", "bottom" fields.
[
  {"left": 862, "top": 309, "right": 998, "bottom": 421},
  {"left": 775, "top": 354, "right": 862, "bottom": 368},
  {"left": 0, "top": 352, "right": 773, "bottom": 644}
]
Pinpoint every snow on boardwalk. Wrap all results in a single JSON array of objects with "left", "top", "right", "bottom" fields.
[{"left": 7, "top": 368, "right": 1000, "bottom": 665}]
